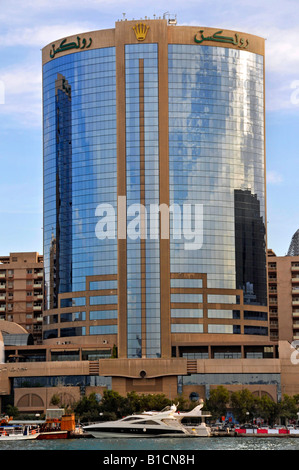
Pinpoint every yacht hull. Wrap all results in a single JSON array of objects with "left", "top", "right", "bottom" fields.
[
  {"left": 85, "top": 425, "right": 210, "bottom": 438},
  {"left": 86, "top": 426, "right": 187, "bottom": 438},
  {"left": 0, "top": 433, "right": 39, "bottom": 441}
]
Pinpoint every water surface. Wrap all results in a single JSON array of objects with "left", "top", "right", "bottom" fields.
[{"left": 1, "top": 436, "right": 299, "bottom": 451}]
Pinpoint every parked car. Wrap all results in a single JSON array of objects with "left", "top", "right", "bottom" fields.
[{"left": 240, "top": 424, "right": 258, "bottom": 429}]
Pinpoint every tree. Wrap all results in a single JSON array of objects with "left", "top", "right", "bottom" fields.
[
  {"left": 255, "top": 394, "right": 279, "bottom": 425},
  {"left": 98, "top": 390, "right": 126, "bottom": 417},
  {"left": 111, "top": 344, "right": 118, "bottom": 358},
  {"left": 74, "top": 392, "right": 102, "bottom": 422},
  {"left": 230, "top": 389, "right": 257, "bottom": 423},
  {"left": 138, "top": 393, "right": 171, "bottom": 412},
  {"left": 5, "top": 404, "right": 19, "bottom": 419},
  {"left": 278, "top": 394, "right": 298, "bottom": 423},
  {"left": 50, "top": 394, "right": 61, "bottom": 407},
  {"left": 122, "top": 391, "right": 143, "bottom": 416},
  {"left": 174, "top": 394, "right": 190, "bottom": 411},
  {"left": 206, "top": 386, "right": 230, "bottom": 420},
  {"left": 73, "top": 389, "right": 207, "bottom": 422}
]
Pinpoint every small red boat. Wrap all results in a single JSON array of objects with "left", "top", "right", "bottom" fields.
[{"left": 37, "top": 430, "right": 69, "bottom": 440}]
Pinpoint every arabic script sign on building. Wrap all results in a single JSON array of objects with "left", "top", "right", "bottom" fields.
[
  {"left": 50, "top": 36, "right": 92, "bottom": 58},
  {"left": 194, "top": 30, "right": 249, "bottom": 49}
]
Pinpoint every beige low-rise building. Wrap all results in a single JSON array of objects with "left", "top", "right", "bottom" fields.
[{"left": 0, "top": 253, "right": 43, "bottom": 344}]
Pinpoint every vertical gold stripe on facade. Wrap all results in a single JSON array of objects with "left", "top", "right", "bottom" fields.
[
  {"left": 115, "top": 25, "right": 127, "bottom": 358},
  {"left": 139, "top": 59, "right": 147, "bottom": 357},
  {"left": 158, "top": 22, "right": 171, "bottom": 358}
]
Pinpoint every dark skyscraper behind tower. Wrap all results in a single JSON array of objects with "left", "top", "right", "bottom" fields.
[{"left": 287, "top": 229, "right": 299, "bottom": 256}]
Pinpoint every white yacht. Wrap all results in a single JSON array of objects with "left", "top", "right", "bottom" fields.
[
  {"left": 83, "top": 403, "right": 211, "bottom": 438},
  {"left": 0, "top": 425, "right": 39, "bottom": 441}
]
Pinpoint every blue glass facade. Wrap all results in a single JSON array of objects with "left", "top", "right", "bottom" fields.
[
  {"left": 125, "top": 44, "right": 160, "bottom": 358},
  {"left": 42, "top": 23, "right": 268, "bottom": 354},
  {"left": 43, "top": 48, "right": 117, "bottom": 309},
  {"left": 178, "top": 374, "right": 281, "bottom": 400},
  {"left": 168, "top": 45, "right": 266, "bottom": 313}
]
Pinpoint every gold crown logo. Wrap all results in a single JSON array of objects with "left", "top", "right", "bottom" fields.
[{"left": 133, "top": 23, "right": 149, "bottom": 41}]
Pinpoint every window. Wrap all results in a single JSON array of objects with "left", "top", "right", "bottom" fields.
[
  {"left": 171, "top": 324, "right": 203, "bottom": 333},
  {"left": 90, "top": 310, "right": 117, "bottom": 320},
  {"left": 136, "top": 420, "right": 160, "bottom": 425},
  {"left": 90, "top": 295, "right": 117, "bottom": 306},
  {"left": 171, "top": 309, "right": 203, "bottom": 318},
  {"left": 208, "top": 324, "right": 234, "bottom": 334},
  {"left": 90, "top": 280, "right": 117, "bottom": 290},
  {"left": 170, "top": 279, "right": 202, "bottom": 288},
  {"left": 244, "top": 311, "right": 267, "bottom": 321},
  {"left": 60, "top": 312, "right": 86, "bottom": 322},
  {"left": 60, "top": 327, "right": 86, "bottom": 337},
  {"left": 61, "top": 297, "right": 86, "bottom": 308},
  {"left": 51, "top": 350, "right": 80, "bottom": 361},
  {"left": 171, "top": 294, "right": 203, "bottom": 303},
  {"left": 90, "top": 325, "right": 117, "bottom": 335},
  {"left": 189, "top": 392, "right": 200, "bottom": 402},
  {"left": 244, "top": 326, "right": 268, "bottom": 336}
]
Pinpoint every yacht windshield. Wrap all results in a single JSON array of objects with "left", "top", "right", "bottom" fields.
[{"left": 122, "top": 417, "right": 143, "bottom": 422}]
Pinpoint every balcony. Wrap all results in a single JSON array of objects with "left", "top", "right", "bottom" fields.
[
  {"left": 33, "top": 306, "right": 42, "bottom": 311},
  {"left": 293, "top": 301, "right": 299, "bottom": 306},
  {"left": 292, "top": 266, "right": 299, "bottom": 271},
  {"left": 269, "top": 311, "right": 278, "bottom": 317}
]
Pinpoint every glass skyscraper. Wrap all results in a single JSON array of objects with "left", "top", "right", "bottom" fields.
[{"left": 42, "top": 19, "right": 270, "bottom": 363}]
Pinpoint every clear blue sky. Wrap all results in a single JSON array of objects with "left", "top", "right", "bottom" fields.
[{"left": 0, "top": 0, "right": 298, "bottom": 256}]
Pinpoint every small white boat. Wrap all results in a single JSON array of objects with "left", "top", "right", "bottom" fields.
[
  {"left": 83, "top": 403, "right": 211, "bottom": 438},
  {"left": 0, "top": 425, "right": 39, "bottom": 441}
]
